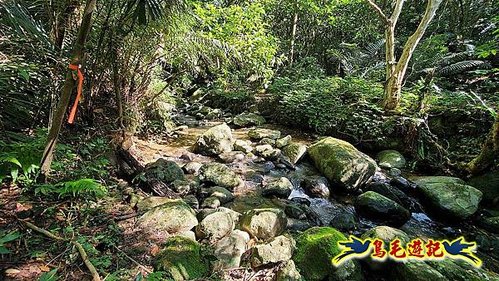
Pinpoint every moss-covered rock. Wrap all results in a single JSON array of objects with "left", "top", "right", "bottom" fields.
[
  {"left": 196, "top": 208, "right": 239, "bottom": 243},
  {"left": 293, "top": 227, "right": 362, "bottom": 281},
  {"left": 233, "top": 112, "right": 266, "bottom": 127},
  {"left": 240, "top": 208, "right": 287, "bottom": 240},
  {"left": 154, "top": 236, "right": 208, "bottom": 280},
  {"left": 214, "top": 230, "right": 250, "bottom": 269},
  {"left": 361, "top": 226, "right": 410, "bottom": 270},
  {"left": 262, "top": 177, "right": 293, "bottom": 198},
  {"left": 477, "top": 216, "right": 499, "bottom": 233},
  {"left": 194, "top": 123, "right": 234, "bottom": 156},
  {"left": 390, "top": 261, "right": 448, "bottom": 281},
  {"left": 276, "top": 135, "right": 292, "bottom": 148},
  {"left": 414, "top": 176, "right": 482, "bottom": 219},
  {"left": 355, "top": 191, "right": 411, "bottom": 226},
  {"left": 248, "top": 128, "right": 281, "bottom": 140},
  {"left": 143, "top": 158, "right": 185, "bottom": 184},
  {"left": 467, "top": 171, "right": 499, "bottom": 207},
  {"left": 250, "top": 235, "right": 296, "bottom": 267},
  {"left": 377, "top": 150, "right": 406, "bottom": 169},
  {"left": 308, "top": 137, "right": 377, "bottom": 191},
  {"left": 138, "top": 199, "right": 198, "bottom": 236},
  {"left": 282, "top": 142, "right": 307, "bottom": 164},
  {"left": 199, "top": 162, "right": 241, "bottom": 189},
  {"left": 427, "top": 259, "right": 499, "bottom": 281}
]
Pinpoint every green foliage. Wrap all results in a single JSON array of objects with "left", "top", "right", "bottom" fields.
[
  {"left": 35, "top": 179, "right": 107, "bottom": 199},
  {"left": 269, "top": 75, "right": 385, "bottom": 141},
  {"left": 203, "top": 78, "right": 256, "bottom": 114},
  {"left": 0, "top": 231, "right": 21, "bottom": 254},
  {"left": 38, "top": 269, "right": 58, "bottom": 281},
  {"left": 193, "top": 1, "right": 279, "bottom": 82}
]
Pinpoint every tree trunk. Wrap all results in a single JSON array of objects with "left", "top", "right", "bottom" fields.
[
  {"left": 383, "top": 0, "right": 443, "bottom": 110},
  {"left": 39, "top": 0, "right": 97, "bottom": 179},
  {"left": 289, "top": 11, "right": 299, "bottom": 65},
  {"left": 467, "top": 111, "right": 499, "bottom": 175}
]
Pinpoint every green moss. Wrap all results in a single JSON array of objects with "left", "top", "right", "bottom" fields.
[
  {"left": 293, "top": 227, "right": 346, "bottom": 281},
  {"left": 154, "top": 236, "right": 208, "bottom": 281}
]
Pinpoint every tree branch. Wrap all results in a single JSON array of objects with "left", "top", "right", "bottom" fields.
[{"left": 365, "top": 0, "right": 389, "bottom": 22}]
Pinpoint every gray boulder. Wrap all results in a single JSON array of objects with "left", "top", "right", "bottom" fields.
[
  {"left": 355, "top": 191, "right": 411, "bottom": 226},
  {"left": 199, "top": 162, "right": 241, "bottom": 189},
  {"left": 377, "top": 150, "right": 406, "bottom": 169},
  {"left": 194, "top": 123, "right": 234, "bottom": 156},
  {"left": 240, "top": 208, "right": 287, "bottom": 240}
]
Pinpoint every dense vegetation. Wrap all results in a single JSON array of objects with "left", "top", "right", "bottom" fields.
[{"left": 0, "top": 0, "right": 498, "bottom": 280}]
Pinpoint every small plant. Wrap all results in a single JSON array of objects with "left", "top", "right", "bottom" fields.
[
  {"left": 38, "top": 269, "right": 58, "bottom": 281},
  {"left": 0, "top": 231, "right": 20, "bottom": 254},
  {"left": 35, "top": 179, "right": 107, "bottom": 199}
]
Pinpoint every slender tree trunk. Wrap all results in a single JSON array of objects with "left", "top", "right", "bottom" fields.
[
  {"left": 289, "top": 11, "right": 299, "bottom": 65},
  {"left": 39, "top": 0, "right": 97, "bottom": 179},
  {"left": 382, "top": 0, "right": 443, "bottom": 110},
  {"left": 467, "top": 111, "right": 499, "bottom": 175}
]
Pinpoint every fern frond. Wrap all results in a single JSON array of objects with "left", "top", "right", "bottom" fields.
[{"left": 437, "top": 60, "right": 489, "bottom": 76}]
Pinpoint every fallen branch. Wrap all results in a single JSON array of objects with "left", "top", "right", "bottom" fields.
[
  {"left": 20, "top": 220, "right": 102, "bottom": 281},
  {"left": 113, "top": 245, "right": 152, "bottom": 274}
]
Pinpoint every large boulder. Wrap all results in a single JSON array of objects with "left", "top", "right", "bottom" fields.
[
  {"left": 240, "top": 208, "right": 287, "bottom": 240},
  {"left": 355, "top": 191, "right": 411, "bottom": 226},
  {"left": 233, "top": 112, "right": 266, "bottom": 127},
  {"left": 199, "top": 162, "right": 241, "bottom": 189},
  {"left": 282, "top": 142, "right": 308, "bottom": 165},
  {"left": 427, "top": 259, "right": 499, "bottom": 281},
  {"left": 214, "top": 230, "right": 250, "bottom": 268},
  {"left": 194, "top": 123, "right": 234, "bottom": 156},
  {"left": 248, "top": 128, "right": 281, "bottom": 140},
  {"left": 414, "top": 176, "right": 482, "bottom": 219},
  {"left": 203, "top": 186, "right": 235, "bottom": 204},
  {"left": 250, "top": 235, "right": 296, "bottom": 267},
  {"left": 196, "top": 208, "right": 240, "bottom": 243},
  {"left": 308, "top": 137, "right": 377, "bottom": 191},
  {"left": 142, "top": 158, "right": 185, "bottom": 184},
  {"left": 154, "top": 236, "right": 208, "bottom": 280},
  {"left": 138, "top": 199, "right": 198, "bottom": 237},
  {"left": 365, "top": 182, "right": 411, "bottom": 208},
  {"left": 391, "top": 261, "right": 448, "bottom": 281},
  {"left": 377, "top": 150, "right": 406, "bottom": 169},
  {"left": 262, "top": 177, "right": 293, "bottom": 198},
  {"left": 467, "top": 171, "right": 499, "bottom": 207},
  {"left": 293, "top": 227, "right": 362, "bottom": 281}
]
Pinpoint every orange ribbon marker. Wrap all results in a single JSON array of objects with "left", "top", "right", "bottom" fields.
[{"left": 68, "top": 63, "right": 84, "bottom": 124}]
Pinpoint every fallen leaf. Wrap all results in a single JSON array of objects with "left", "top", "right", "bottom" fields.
[
  {"left": 39, "top": 265, "right": 50, "bottom": 272},
  {"left": 16, "top": 202, "right": 32, "bottom": 212},
  {"left": 150, "top": 244, "right": 160, "bottom": 256}
]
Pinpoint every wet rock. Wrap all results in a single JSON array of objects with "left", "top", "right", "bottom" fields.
[
  {"left": 250, "top": 235, "right": 296, "bottom": 267},
  {"left": 262, "top": 177, "right": 293, "bottom": 199},
  {"left": 285, "top": 204, "right": 307, "bottom": 220},
  {"left": 390, "top": 176, "right": 414, "bottom": 193},
  {"left": 276, "top": 135, "right": 292, "bottom": 148},
  {"left": 183, "top": 161, "right": 203, "bottom": 174},
  {"left": 219, "top": 151, "right": 245, "bottom": 163},
  {"left": 259, "top": 137, "right": 276, "bottom": 145},
  {"left": 240, "top": 208, "right": 287, "bottom": 240},
  {"left": 293, "top": 227, "right": 362, "bottom": 281},
  {"left": 260, "top": 161, "right": 276, "bottom": 173},
  {"left": 287, "top": 218, "right": 312, "bottom": 231},
  {"left": 365, "top": 182, "right": 411, "bottom": 208},
  {"left": 388, "top": 167, "right": 402, "bottom": 177},
  {"left": 233, "top": 139, "right": 253, "bottom": 154},
  {"left": 361, "top": 226, "right": 410, "bottom": 270},
  {"left": 355, "top": 191, "right": 411, "bottom": 226},
  {"left": 143, "top": 158, "right": 185, "bottom": 184},
  {"left": 290, "top": 197, "right": 311, "bottom": 206},
  {"left": 201, "top": 196, "right": 221, "bottom": 209},
  {"left": 171, "top": 179, "right": 191, "bottom": 194},
  {"left": 248, "top": 128, "right": 281, "bottom": 140},
  {"left": 467, "top": 171, "right": 499, "bottom": 206},
  {"left": 138, "top": 199, "right": 198, "bottom": 237},
  {"left": 137, "top": 196, "right": 176, "bottom": 212},
  {"left": 255, "top": 144, "right": 281, "bottom": 159},
  {"left": 276, "top": 260, "right": 303, "bottom": 281},
  {"left": 184, "top": 195, "right": 199, "bottom": 209},
  {"left": 330, "top": 212, "right": 359, "bottom": 232},
  {"left": 391, "top": 261, "right": 447, "bottom": 281},
  {"left": 308, "top": 137, "right": 377, "bottom": 191},
  {"left": 414, "top": 176, "right": 482, "bottom": 219},
  {"left": 245, "top": 171, "right": 265, "bottom": 183},
  {"left": 154, "top": 236, "right": 208, "bottom": 280},
  {"left": 282, "top": 142, "right": 307, "bottom": 165},
  {"left": 193, "top": 123, "right": 234, "bottom": 156},
  {"left": 302, "top": 176, "right": 330, "bottom": 198},
  {"left": 427, "top": 259, "right": 499, "bottom": 281},
  {"left": 377, "top": 150, "right": 406, "bottom": 169},
  {"left": 199, "top": 162, "right": 241, "bottom": 189},
  {"left": 214, "top": 230, "right": 250, "bottom": 268},
  {"left": 233, "top": 112, "right": 266, "bottom": 127},
  {"left": 196, "top": 209, "right": 240, "bottom": 243},
  {"left": 204, "top": 186, "right": 235, "bottom": 204},
  {"left": 477, "top": 216, "right": 499, "bottom": 233}
]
